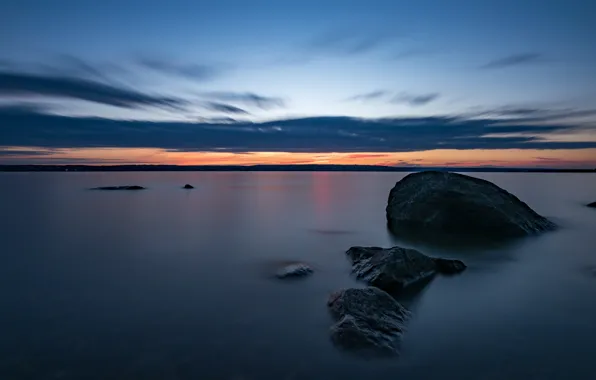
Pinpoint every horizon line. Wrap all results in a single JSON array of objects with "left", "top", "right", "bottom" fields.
[{"left": 1, "top": 163, "right": 594, "bottom": 173}]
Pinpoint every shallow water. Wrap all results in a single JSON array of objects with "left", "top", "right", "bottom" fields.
[{"left": 0, "top": 172, "right": 595, "bottom": 379}]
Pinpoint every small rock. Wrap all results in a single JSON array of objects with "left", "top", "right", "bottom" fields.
[
  {"left": 434, "top": 257, "right": 467, "bottom": 274},
  {"left": 183, "top": 184, "right": 194, "bottom": 189},
  {"left": 91, "top": 185, "right": 145, "bottom": 190},
  {"left": 345, "top": 246, "right": 466, "bottom": 292},
  {"left": 275, "top": 263, "right": 313, "bottom": 279},
  {"left": 328, "top": 287, "right": 410, "bottom": 355},
  {"left": 587, "top": 202, "right": 596, "bottom": 208}
]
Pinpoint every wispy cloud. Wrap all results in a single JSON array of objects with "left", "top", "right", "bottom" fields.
[
  {"left": 200, "top": 92, "right": 285, "bottom": 110},
  {"left": 0, "top": 71, "right": 184, "bottom": 109},
  {"left": 345, "top": 90, "right": 440, "bottom": 106},
  {"left": 54, "top": 55, "right": 130, "bottom": 83},
  {"left": 469, "top": 105, "right": 596, "bottom": 122},
  {"left": 202, "top": 102, "right": 249, "bottom": 115},
  {"left": 345, "top": 90, "right": 390, "bottom": 102},
  {"left": 391, "top": 92, "right": 440, "bottom": 106},
  {"left": 481, "top": 53, "right": 545, "bottom": 69},
  {"left": 289, "top": 27, "right": 404, "bottom": 63},
  {"left": 136, "top": 57, "right": 227, "bottom": 80},
  {"left": 309, "top": 31, "right": 393, "bottom": 55}
]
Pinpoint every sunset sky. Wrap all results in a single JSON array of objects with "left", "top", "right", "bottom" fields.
[{"left": 1, "top": 0, "right": 595, "bottom": 167}]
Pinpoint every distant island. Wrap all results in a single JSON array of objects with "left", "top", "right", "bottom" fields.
[{"left": 1, "top": 165, "right": 594, "bottom": 173}]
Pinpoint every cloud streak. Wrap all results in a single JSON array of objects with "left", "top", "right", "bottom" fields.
[
  {"left": 391, "top": 92, "right": 440, "bottom": 106},
  {"left": 345, "top": 90, "right": 389, "bottom": 102},
  {"left": 346, "top": 90, "right": 440, "bottom": 106},
  {"left": 202, "top": 102, "right": 249, "bottom": 115},
  {"left": 136, "top": 57, "right": 226, "bottom": 80},
  {"left": 1, "top": 107, "right": 594, "bottom": 155},
  {"left": 200, "top": 92, "right": 285, "bottom": 110},
  {"left": 0, "top": 71, "right": 184, "bottom": 109},
  {"left": 481, "top": 53, "right": 544, "bottom": 69}
]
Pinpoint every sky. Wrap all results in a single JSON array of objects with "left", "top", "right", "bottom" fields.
[{"left": 1, "top": 0, "right": 595, "bottom": 167}]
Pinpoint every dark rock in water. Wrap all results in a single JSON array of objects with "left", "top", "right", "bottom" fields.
[
  {"left": 328, "top": 287, "right": 410, "bottom": 355},
  {"left": 587, "top": 202, "right": 596, "bottom": 208},
  {"left": 275, "top": 263, "right": 313, "bottom": 279},
  {"left": 91, "top": 185, "right": 145, "bottom": 191},
  {"left": 386, "top": 171, "right": 556, "bottom": 239},
  {"left": 434, "top": 257, "right": 467, "bottom": 274},
  {"left": 183, "top": 184, "right": 194, "bottom": 189},
  {"left": 346, "top": 246, "right": 466, "bottom": 292}
]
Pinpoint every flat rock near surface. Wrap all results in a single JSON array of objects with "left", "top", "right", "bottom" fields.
[
  {"left": 327, "top": 287, "right": 410, "bottom": 356},
  {"left": 588, "top": 202, "right": 596, "bottom": 208},
  {"left": 346, "top": 246, "right": 466, "bottom": 292},
  {"left": 386, "top": 171, "right": 556, "bottom": 239},
  {"left": 183, "top": 184, "right": 194, "bottom": 189},
  {"left": 91, "top": 186, "right": 145, "bottom": 190},
  {"left": 275, "top": 263, "right": 313, "bottom": 279}
]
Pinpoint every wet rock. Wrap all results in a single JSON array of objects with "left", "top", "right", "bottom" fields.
[
  {"left": 275, "top": 263, "right": 313, "bottom": 279},
  {"left": 386, "top": 171, "right": 556, "bottom": 239},
  {"left": 434, "top": 257, "right": 467, "bottom": 274},
  {"left": 346, "top": 246, "right": 466, "bottom": 292},
  {"left": 328, "top": 287, "right": 410, "bottom": 355},
  {"left": 91, "top": 185, "right": 145, "bottom": 190},
  {"left": 587, "top": 202, "right": 596, "bottom": 208},
  {"left": 183, "top": 184, "right": 194, "bottom": 189}
]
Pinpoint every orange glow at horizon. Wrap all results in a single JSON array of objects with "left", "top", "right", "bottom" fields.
[{"left": 2, "top": 146, "right": 596, "bottom": 168}]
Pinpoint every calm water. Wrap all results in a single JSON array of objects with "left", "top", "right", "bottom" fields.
[{"left": 1, "top": 172, "right": 596, "bottom": 380}]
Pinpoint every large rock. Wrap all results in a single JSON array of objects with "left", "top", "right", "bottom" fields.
[
  {"left": 346, "top": 246, "right": 465, "bottom": 292},
  {"left": 328, "top": 287, "right": 410, "bottom": 355},
  {"left": 386, "top": 171, "right": 556, "bottom": 239}
]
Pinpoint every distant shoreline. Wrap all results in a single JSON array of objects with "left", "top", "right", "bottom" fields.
[{"left": 1, "top": 165, "right": 595, "bottom": 173}]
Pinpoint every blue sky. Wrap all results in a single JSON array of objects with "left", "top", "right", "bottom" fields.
[{"left": 1, "top": 0, "right": 595, "bottom": 166}]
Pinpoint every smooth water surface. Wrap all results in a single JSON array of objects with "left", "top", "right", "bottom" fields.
[{"left": 1, "top": 172, "right": 595, "bottom": 379}]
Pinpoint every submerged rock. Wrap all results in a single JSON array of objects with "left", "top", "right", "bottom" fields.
[
  {"left": 275, "top": 263, "right": 313, "bottom": 279},
  {"left": 91, "top": 185, "right": 145, "bottom": 191},
  {"left": 183, "top": 184, "right": 194, "bottom": 189},
  {"left": 328, "top": 287, "right": 410, "bottom": 355},
  {"left": 386, "top": 171, "right": 556, "bottom": 239},
  {"left": 346, "top": 246, "right": 466, "bottom": 292},
  {"left": 587, "top": 202, "right": 596, "bottom": 208}
]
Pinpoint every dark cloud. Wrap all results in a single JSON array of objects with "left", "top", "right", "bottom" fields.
[
  {"left": 391, "top": 92, "right": 440, "bottom": 106},
  {"left": 0, "top": 102, "right": 50, "bottom": 114},
  {"left": 345, "top": 90, "right": 390, "bottom": 102},
  {"left": 481, "top": 53, "right": 544, "bottom": 69},
  {"left": 0, "top": 149, "right": 54, "bottom": 157},
  {"left": 469, "top": 106, "right": 596, "bottom": 122},
  {"left": 1, "top": 107, "right": 594, "bottom": 158},
  {"left": 0, "top": 70, "right": 185, "bottom": 109},
  {"left": 136, "top": 57, "right": 225, "bottom": 80},
  {"left": 201, "top": 92, "right": 285, "bottom": 110},
  {"left": 484, "top": 107, "right": 547, "bottom": 116},
  {"left": 202, "top": 102, "right": 249, "bottom": 115}
]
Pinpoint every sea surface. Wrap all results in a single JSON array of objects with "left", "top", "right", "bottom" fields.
[{"left": 1, "top": 172, "right": 595, "bottom": 380}]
